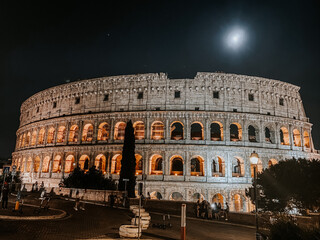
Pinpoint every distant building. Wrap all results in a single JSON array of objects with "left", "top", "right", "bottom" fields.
[{"left": 11, "top": 72, "right": 320, "bottom": 212}]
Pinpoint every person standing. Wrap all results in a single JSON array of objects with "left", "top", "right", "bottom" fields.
[
  {"left": 1, "top": 182, "right": 9, "bottom": 209},
  {"left": 74, "top": 189, "right": 80, "bottom": 211},
  {"left": 80, "top": 189, "right": 86, "bottom": 210},
  {"left": 225, "top": 202, "right": 229, "bottom": 221}
]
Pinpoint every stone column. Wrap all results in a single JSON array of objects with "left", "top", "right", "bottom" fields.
[
  {"left": 165, "top": 118, "right": 170, "bottom": 140},
  {"left": 143, "top": 151, "right": 148, "bottom": 175},
  {"left": 79, "top": 121, "right": 84, "bottom": 144},
  {"left": 185, "top": 151, "right": 190, "bottom": 176},
  {"left": 289, "top": 124, "right": 294, "bottom": 149},
  {"left": 300, "top": 126, "right": 305, "bottom": 151},
  {"left": 49, "top": 152, "right": 54, "bottom": 178},
  {"left": 146, "top": 115, "right": 150, "bottom": 140},
  {"left": 110, "top": 118, "right": 115, "bottom": 142},
  {"left": 224, "top": 118, "right": 230, "bottom": 142},
  {"left": 93, "top": 120, "right": 99, "bottom": 144},
  {"left": 185, "top": 116, "right": 189, "bottom": 140},
  {"left": 54, "top": 123, "right": 59, "bottom": 145},
  {"left": 65, "top": 121, "right": 71, "bottom": 144},
  {"left": 205, "top": 118, "right": 210, "bottom": 141}
]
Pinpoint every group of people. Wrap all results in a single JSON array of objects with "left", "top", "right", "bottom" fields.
[
  {"left": 32, "top": 181, "right": 45, "bottom": 192},
  {"left": 196, "top": 200, "right": 229, "bottom": 221}
]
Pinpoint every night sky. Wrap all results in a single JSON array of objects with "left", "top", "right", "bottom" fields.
[{"left": 1, "top": 1, "right": 319, "bottom": 159}]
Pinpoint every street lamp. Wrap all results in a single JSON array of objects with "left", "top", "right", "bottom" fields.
[{"left": 250, "top": 151, "right": 259, "bottom": 238}]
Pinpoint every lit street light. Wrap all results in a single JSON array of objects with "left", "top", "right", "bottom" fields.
[{"left": 250, "top": 151, "right": 260, "bottom": 239}]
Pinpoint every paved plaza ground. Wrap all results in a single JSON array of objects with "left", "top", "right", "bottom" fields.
[{"left": 0, "top": 194, "right": 255, "bottom": 240}]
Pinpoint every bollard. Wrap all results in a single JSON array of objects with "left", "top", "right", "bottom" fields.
[
  {"left": 181, "top": 204, "right": 186, "bottom": 240},
  {"left": 15, "top": 201, "right": 19, "bottom": 210}
]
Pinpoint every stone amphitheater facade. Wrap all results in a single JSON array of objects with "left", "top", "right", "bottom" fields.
[{"left": 11, "top": 72, "right": 320, "bottom": 212}]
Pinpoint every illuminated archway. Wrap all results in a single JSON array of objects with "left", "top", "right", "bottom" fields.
[
  {"left": 151, "top": 121, "right": 164, "bottom": 140},
  {"left": 133, "top": 121, "right": 145, "bottom": 140},
  {"left": 280, "top": 127, "right": 290, "bottom": 145},
  {"left": 150, "top": 154, "right": 163, "bottom": 175},
  {"left": 114, "top": 122, "right": 126, "bottom": 140},
  {"left": 82, "top": 124, "right": 94, "bottom": 142},
  {"left": 79, "top": 155, "right": 90, "bottom": 170},
  {"left": 190, "top": 156, "right": 204, "bottom": 176},
  {"left": 210, "top": 121, "right": 223, "bottom": 141},
  {"left": 33, "top": 156, "right": 41, "bottom": 173},
  {"left": 304, "top": 131, "right": 310, "bottom": 148},
  {"left": 293, "top": 129, "right": 301, "bottom": 147},
  {"left": 52, "top": 155, "right": 62, "bottom": 173},
  {"left": 170, "top": 122, "right": 184, "bottom": 140},
  {"left": 41, "top": 156, "right": 50, "bottom": 173},
  {"left": 57, "top": 126, "right": 66, "bottom": 143},
  {"left": 95, "top": 154, "right": 106, "bottom": 172},
  {"left": 191, "top": 122, "right": 203, "bottom": 140},
  {"left": 111, "top": 154, "right": 122, "bottom": 174},
  {"left": 230, "top": 123, "right": 242, "bottom": 141},
  {"left": 135, "top": 154, "right": 143, "bottom": 175},
  {"left": 47, "top": 127, "right": 55, "bottom": 144},
  {"left": 97, "top": 122, "right": 109, "bottom": 141},
  {"left": 64, "top": 155, "right": 75, "bottom": 173},
  {"left": 68, "top": 125, "right": 79, "bottom": 142}
]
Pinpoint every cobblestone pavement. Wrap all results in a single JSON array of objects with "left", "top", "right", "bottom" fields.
[{"left": 0, "top": 196, "right": 255, "bottom": 240}]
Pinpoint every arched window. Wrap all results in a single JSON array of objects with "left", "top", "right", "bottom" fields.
[
  {"left": 57, "top": 126, "right": 66, "bottom": 143},
  {"left": 18, "top": 135, "right": 23, "bottom": 148},
  {"left": 151, "top": 121, "right": 164, "bottom": 140},
  {"left": 79, "top": 155, "right": 90, "bottom": 170},
  {"left": 212, "top": 193, "right": 224, "bottom": 207},
  {"left": 97, "top": 122, "right": 110, "bottom": 141},
  {"left": 21, "top": 158, "right": 26, "bottom": 172},
  {"left": 26, "top": 157, "right": 32, "bottom": 172},
  {"left": 68, "top": 125, "right": 79, "bottom": 142},
  {"left": 111, "top": 154, "right": 122, "bottom": 174},
  {"left": 265, "top": 127, "right": 272, "bottom": 143},
  {"left": 268, "top": 159, "right": 278, "bottom": 168},
  {"left": 233, "top": 194, "right": 243, "bottom": 212},
  {"left": 248, "top": 125, "right": 257, "bottom": 142},
  {"left": 170, "top": 122, "right": 184, "bottom": 140},
  {"left": 210, "top": 122, "right": 223, "bottom": 141},
  {"left": 171, "top": 156, "right": 183, "bottom": 175},
  {"left": 47, "top": 127, "right": 55, "bottom": 144},
  {"left": 33, "top": 156, "right": 41, "bottom": 173},
  {"left": 280, "top": 127, "right": 290, "bottom": 145},
  {"left": 191, "top": 156, "right": 204, "bottom": 176},
  {"left": 212, "top": 156, "right": 225, "bottom": 177},
  {"left": 150, "top": 191, "right": 162, "bottom": 200},
  {"left": 25, "top": 132, "right": 31, "bottom": 146},
  {"left": 95, "top": 154, "right": 106, "bottom": 171},
  {"left": 21, "top": 133, "right": 26, "bottom": 147},
  {"left": 114, "top": 122, "right": 126, "bottom": 140},
  {"left": 169, "top": 192, "right": 183, "bottom": 201},
  {"left": 41, "top": 156, "right": 50, "bottom": 173},
  {"left": 52, "top": 155, "right": 62, "bottom": 173},
  {"left": 191, "top": 122, "right": 203, "bottom": 140},
  {"left": 232, "top": 157, "right": 244, "bottom": 177},
  {"left": 135, "top": 154, "right": 143, "bottom": 175},
  {"left": 230, "top": 123, "right": 242, "bottom": 141},
  {"left": 38, "top": 128, "right": 45, "bottom": 144},
  {"left": 304, "top": 131, "right": 310, "bottom": 148},
  {"left": 31, "top": 130, "right": 37, "bottom": 146},
  {"left": 82, "top": 124, "right": 94, "bottom": 142},
  {"left": 293, "top": 129, "right": 301, "bottom": 147},
  {"left": 64, "top": 155, "right": 75, "bottom": 173},
  {"left": 134, "top": 121, "right": 145, "bottom": 140},
  {"left": 150, "top": 154, "right": 163, "bottom": 175}
]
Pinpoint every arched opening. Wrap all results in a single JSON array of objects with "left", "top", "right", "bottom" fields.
[
  {"left": 248, "top": 125, "right": 258, "bottom": 142},
  {"left": 210, "top": 122, "right": 223, "bottom": 141},
  {"left": 191, "top": 122, "right": 203, "bottom": 140},
  {"left": 64, "top": 155, "right": 75, "bottom": 173},
  {"left": 151, "top": 121, "right": 164, "bottom": 140},
  {"left": 268, "top": 159, "right": 278, "bottom": 168},
  {"left": 265, "top": 127, "right": 272, "bottom": 143},
  {"left": 41, "top": 156, "right": 50, "bottom": 173},
  {"left": 111, "top": 154, "right": 122, "bottom": 174},
  {"left": 18, "top": 135, "right": 23, "bottom": 148},
  {"left": 95, "top": 154, "right": 106, "bottom": 172},
  {"left": 114, "top": 122, "right": 126, "bottom": 140},
  {"left": 38, "top": 128, "right": 45, "bottom": 144},
  {"left": 280, "top": 127, "right": 290, "bottom": 145},
  {"left": 190, "top": 156, "right": 204, "bottom": 176},
  {"left": 21, "top": 133, "right": 26, "bottom": 147},
  {"left": 304, "top": 131, "right": 310, "bottom": 148},
  {"left": 52, "top": 155, "right": 62, "bottom": 173},
  {"left": 232, "top": 157, "right": 244, "bottom": 177},
  {"left": 57, "top": 126, "right": 66, "bottom": 143},
  {"left": 170, "top": 122, "right": 184, "bottom": 140},
  {"left": 230, "top": 123, "right": 242, "bottom": 141},
  {"left": 192, "top": 193, "right": 205, "bottom": 202},
  {"left": 170, "top": 156, "right": 183, "bottom": 175},
  {"left": 31, "top": 130, "right": 37, "bottom": 146},
  {"left": 212, "top": 156, "right": 225, "bottom": 177},
  {"left": 135, "top": 154, "right": 143, "bottom": 175},
  {"left": 33, "top": 156, "right": 41, "bottom": 173},
  {"left": 21, "top": 158, "right": 26, "bottom": 172},
  {"left": 79, "top": 155, "right": 90, "bottom": 170},
  {"left": 25, "top": 132, "right": 31, "bottom": 146},
  {"left": 68, "top": 125, "right": 79, "bottom": 142},
  {"left": 26, "top": 157, "right": 32, "bottom": 172},
  {"left": 169, "top": 192, "right": 183, "bottom": 201},
  {"left": 82, "top": 124, "right": 94, "bottom": 142},
  {"left": 150, "top": 191, "right": 162, "bottom": 200},
  {"left": 47, "top": 127, "right": 55, "bottom": 144},
  {"left": 293, "top": 129, "right": 301, "bottom": 147},
  {"left": 233, "top": 194, "right": 243, "bottom": 212},
  {"left": 133, "top": 121, "right": 145, "bottom": 140},
  {"left": 97, "top": 122, "right": 110, "bottom": 141},
  {"left": 150, "top": 154, "right": 163, "bottom": 175},
  {"left": 250, "top": 159, "right": 263, "bottom": 177},
  {"left": 212, "top": 193, "right": 224, "bottom": 208}
]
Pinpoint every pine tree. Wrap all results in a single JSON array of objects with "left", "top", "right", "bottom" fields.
[{"left": 119, "top": 120, "right": 136, "bottom": 198}]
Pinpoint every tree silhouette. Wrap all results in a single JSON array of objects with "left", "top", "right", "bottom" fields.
[{"left": 119, "top": 120, "right": 136, "bottom": 198}]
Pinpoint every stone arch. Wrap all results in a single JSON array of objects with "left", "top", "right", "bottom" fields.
[
  {"left": 21, "top": 133, "right": 26, "bottom": 147},
  {"left": 212, "top": 156, "right": 225, "bottom": 177},
  {"left": 191, "top": 121, "right": 204, "bottom": 140},
  {"left": 151, "top": 121, "right": 164, "bottom": 140},
  {"left": 150, "top": 154, "right": 163, "bottom": 175},
  {"left": 41, "top": 156, "right": 50, "bottom": 173},
  {"left": 111, "top": 154, "right": 122, "bottom": 174},
  {"left": 293, "top": 129, "right": 301, "bottom": 147},
  {"left": 31, "top": 130, "right": 37, "bottom": 146},
  {"left": 82, "top": 123, "right": 94, "bottom": 142},
  {"left": 170, "top": 155, "right": 184, "bottom": 175},
  {"left": 135, "top": 154, "right": 143, "bottom": 175},
  {"left": 192, "top": 193, "right": 205, "bottom": 202},
  {"left": 114, "top": 122, "right": 126, "bottom": 140},
  {"left": 268, "top": 158, "right": 278, "bottom": 168},
  {"left": 303, "top": 131, "right": 310, "bottom": 148},
  {"left": 79, "top": 154, "right": 90, "bottom": 170},
  {"left": 169, "top": 192, "right": 183, "bottom": 201},
  {"left": 133, "top": 121, "right": 145, "bottom": 140},
  {"left": 52, "top": 155, "right": 62, "bottom": 173},
  {"left": 18, "top": 135, "right": 23, "bottom": 148},
  {"left": 264, "top": 125, "right": 275, "bottom": 143},
  {"left": 38, "top": 128, "right": 45, "bottom": 144},
  {"left": 57, "top": 126, "right": 66, "bottom": 143},
  {"left": 190, "top": 156, "right": 204, "bottom": 176},
  {"left": 64, "top": 155, "right": 75, "bottom": 173},
  {"left": 248, "top": 125, "right": 259, "bottom": 142},
  {"left": 68, "top": 124, "right": 79, "bottom": 142},
  {"left": 230, "top": 123, "right": 242, "bottom": 141},
  {"left": 212, "top": 193, "right": 224, "bottom": 208},
  {"left": 21, "top": 157, "right": 26, "bottom": 172},
  {"left": 97, "top": 122, "right": 110, "bottom": 141},
  {"left": 232, "top": 156, "right": 245, "bottom": 177},
  {"left": 210, "top": 121, "right": 224, "bottom": 141},
  {"left": 95, "top": 154, "right": 106, "bottom": 172},
  {"left": 47, "top": 127, "right": 55, "bottom": 144},
  {"left": 232, "top": 193, "right": 245, "bottom": 212},
  {"left": 280, "top": 127, "right": 290, "bottom": 145},
  {"left": 150, "top": 191, "right": 163, "bottom": 200},
  {"left": 33, "top": 156, "right": 41, "bottom": 173},
  {"left": 25, "top": 132, "right": 31, "bottom": 146},
  {"left": 170, "top": 121, "right": 184, "bottom": 140},
  {"left": 26, "top": 157, "right": 32, "bottom": 172}
]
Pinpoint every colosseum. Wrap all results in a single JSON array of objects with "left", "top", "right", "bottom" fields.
[{"left": 11, "top": 72, "right": 320, "bottom": 212}]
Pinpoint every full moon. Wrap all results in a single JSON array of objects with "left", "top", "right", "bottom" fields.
[{"left": 225, "top": 27, "right": 247, "bottom": 50}]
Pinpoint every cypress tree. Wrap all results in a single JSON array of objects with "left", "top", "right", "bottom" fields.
[{"left": 119, "top": 120, "right": 136, "bottom": 198}]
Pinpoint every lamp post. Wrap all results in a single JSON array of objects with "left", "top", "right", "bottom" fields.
[{"left": 250, "top": 151, "right": 259, "bottom": 238}]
